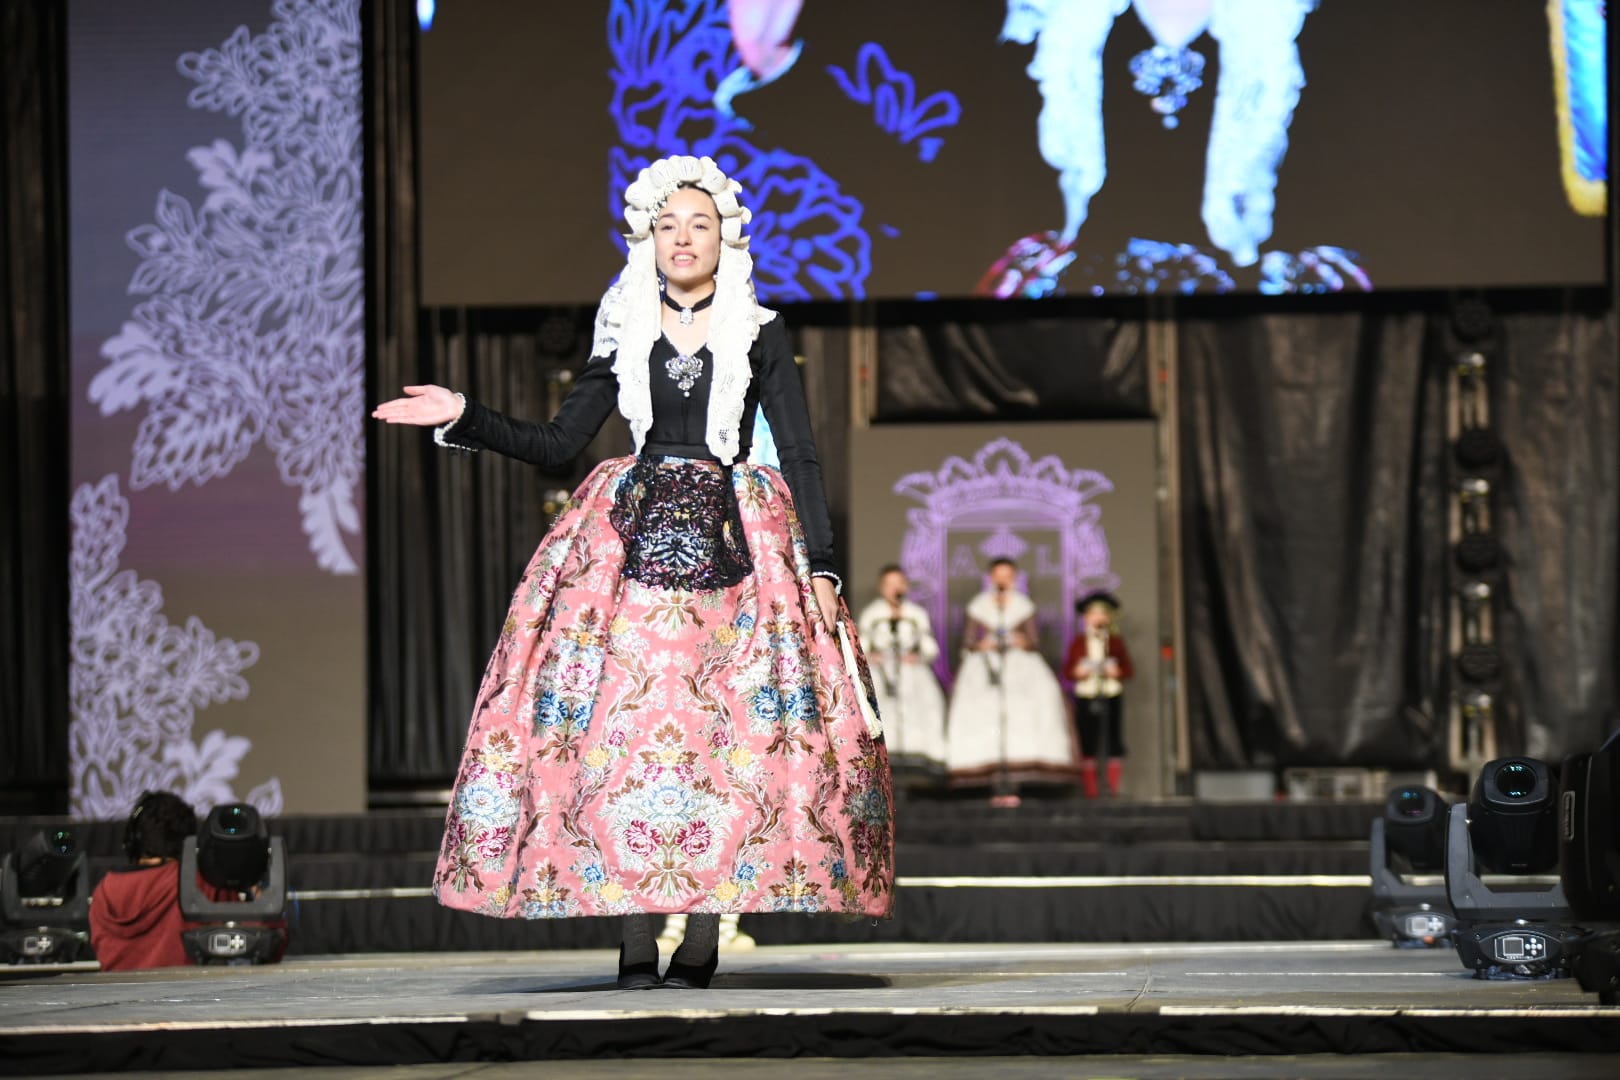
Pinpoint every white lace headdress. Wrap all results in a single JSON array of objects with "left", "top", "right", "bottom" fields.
[{"left": 590, "top": 155, "right": 776, "bottom": 464}]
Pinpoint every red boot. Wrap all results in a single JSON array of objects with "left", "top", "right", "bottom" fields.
[
  {"left": 1080, "top": 758, "right": 1099, "bottom": 799},
  {"left": 1106, "top": 757, "right": 1123, "bottom": 797}
]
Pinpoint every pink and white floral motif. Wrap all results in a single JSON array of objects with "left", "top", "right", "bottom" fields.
[
  {"left": 675, "top": 820, "right": 714, "bottom": 859},
  {"left": 476, "top": 826, "right": 514, "bottom": 863},
  {"left": 623, "top": 819, "right": 662, "bottom": 858}
]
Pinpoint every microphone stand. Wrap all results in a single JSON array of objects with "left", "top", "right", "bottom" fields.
[
  {"left": 1097, "top": 625, "right": 1112, "bottom": 771},
  {"left": 990, "top": 600, "right": 1020, "bottom": 809},
  {"left": 888, "top": 608, "right": 905, "bottom": 774}
]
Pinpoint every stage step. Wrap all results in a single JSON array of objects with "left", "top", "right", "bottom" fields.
[
  {"left": 1, "top": 799, "right": 1386, "bottom": 854},
  {"left": 3, "top": 800, "right": 1391, "bottom": 956}
]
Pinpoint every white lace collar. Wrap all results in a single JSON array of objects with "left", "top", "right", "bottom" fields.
[{"left": 967, "top": 589, "right": 1036, "bottom": 628}]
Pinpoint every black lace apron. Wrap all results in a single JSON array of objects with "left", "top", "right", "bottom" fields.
[{"left": 608, "top": 455, "right": 753, "bottom": 591}]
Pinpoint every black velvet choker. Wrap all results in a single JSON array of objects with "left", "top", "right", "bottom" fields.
[{"left": 662, "top": 288, "right": 715, "bottom": 326}]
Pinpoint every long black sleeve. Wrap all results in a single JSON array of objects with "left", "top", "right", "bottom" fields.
[
  {"left": 756, "top": 317, "right": 838, "bottom": 576},
  {"left": 439, "top": 353, "right": 618, "bottom": 469}
]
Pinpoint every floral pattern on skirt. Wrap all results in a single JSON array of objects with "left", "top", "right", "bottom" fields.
[{"left": 433, "top": 456, "right": 895, "bottom": 919}]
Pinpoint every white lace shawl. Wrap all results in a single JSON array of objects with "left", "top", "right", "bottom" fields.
[{"left": 965, "top": 589, "right": 1037, "bottom": 632}]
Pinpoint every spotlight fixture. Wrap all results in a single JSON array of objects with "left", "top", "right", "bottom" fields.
[
  {"left": 1455, "top": 643, "right": 1502, "bottom": 685},
  {"left": 1449, "top": 296, "right": 1497, "bottom": 344},
  {"left": 178, "top": 804, "right": 287, "bottom": 965},
  {"left": 1454, "top": 533, "right": 1503, "bottom": 574},
  {"left": 1470, "top": 759, "right": 1559, "bottom": 876},
  {"left": 1, "top": 828, "right": 91, "bottom": 964},
  {"left": 1446, "top": 758, "right": 1580, "bottom": 979},
  {"left": 1385, "top": 786, "right": 1450, "bottom": 872},
  {"left": 1370, "top": 786, "right": 1455, "bottom": 947},
  {"left": 1561, "top": 743, "right": 1620, "bottom": 918},
  {"left": 1453, "top": 428, "right": 1502, "bottom": 470}
]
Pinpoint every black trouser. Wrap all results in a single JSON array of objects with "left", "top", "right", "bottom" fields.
[{"left": 1075, "top": 695, "right": 1125, "bottom": 758}]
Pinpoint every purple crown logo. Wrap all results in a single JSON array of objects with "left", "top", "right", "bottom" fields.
[{"left": 892, "top": 438, "right": 1120, "bottom": 674}]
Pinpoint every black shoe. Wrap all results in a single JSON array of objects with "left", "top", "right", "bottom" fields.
[
  {"left": 662, "top": 946, "right": 719, "bottom": 989},
  {"left": 617, "top": 943, "right": 662, "bottom": 990}
]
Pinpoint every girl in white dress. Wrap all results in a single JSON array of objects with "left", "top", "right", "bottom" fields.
[
  {"left": 945, "top": 559, "right": 1076, "bottom": 789},
  {"left": 856, "top": 567, "right": 948, "bottom": 780}
]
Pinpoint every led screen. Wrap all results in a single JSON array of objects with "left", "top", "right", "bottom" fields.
[{"left": 420, "top": 1, "right": 1607, "bottom": 303}]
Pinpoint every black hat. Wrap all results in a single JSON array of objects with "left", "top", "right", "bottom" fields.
[{"left": 1076, "top": 590, "right": 1120, "bottom": 614}]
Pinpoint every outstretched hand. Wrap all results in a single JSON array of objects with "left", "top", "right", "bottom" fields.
[{"left": 371, "top": 384, "right": 462, "bottom": 427}]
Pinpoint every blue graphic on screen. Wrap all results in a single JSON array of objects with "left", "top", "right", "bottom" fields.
[
  {"left": 608, "top": 0, "right": 871, "bottom": 300},
  {"left": 1563, "top": 0, "right": 1606, "bottom": 184},
  {"left": 607, "top": 1, "right": 961, "bottom": 301},
  {"left": 827, "top": 43, "right": 962, "bottom": 163},
  {"left": 1553, "top": 0, "right": 1606, "bottom": 216}
]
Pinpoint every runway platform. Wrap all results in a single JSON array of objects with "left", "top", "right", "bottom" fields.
[{"left": 4, "top": 942, "right": 1620, "bottom": 1074}]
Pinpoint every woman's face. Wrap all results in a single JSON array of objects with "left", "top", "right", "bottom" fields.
[
  {"left": 655, "top": 186, "right": 721, "bottom": 292},
  {"left": 880, "top": 570, "right": 908, "bottom": 603}
]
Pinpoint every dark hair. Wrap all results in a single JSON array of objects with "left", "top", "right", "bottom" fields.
[
  {"left": 123, "top": 791, "right": 197, "bottom": 862},
  {"left": 878, "top": 564, "right": 905, "bottom": 579},
  {"left": 988, "top": 558, "right": 1018, "bottom": 572},
  {"left": 1076, "top": 590, "right": 1121, "bottom": 614}
]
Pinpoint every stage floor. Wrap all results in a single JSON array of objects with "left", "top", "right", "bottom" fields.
[{"left": 4, "top": 942, "right": 1619, "bottom": 1073}]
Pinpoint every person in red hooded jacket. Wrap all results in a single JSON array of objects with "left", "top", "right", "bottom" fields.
[{"left": 88, "top": 791, "right": 225, "bottom": 971}]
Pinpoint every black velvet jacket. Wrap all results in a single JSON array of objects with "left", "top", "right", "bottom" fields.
[{"left": 438, "top": 316, "right": 838, "bottom": 575}]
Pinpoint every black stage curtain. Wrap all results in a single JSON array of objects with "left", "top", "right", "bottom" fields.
[
  {"left": 1178, "top": 310, "right": 1450, "bottom": 767},
  {"left": 872, "top": 303, "right": 1152, "bottom": 420},
  {"left": 0, "top": 0, "right": 70, "bottom": 813},
  {"left": 365, "top": 2, "right": 589, "bottom": 790},
  {"left": 1491, "top": 304, "right": 1619, "bottom": 758},
  {"left": 1179, "top": 298, "right": 1618, "bottom": 769},
  {"left": 368, "top": 306, "right": 599, "bottom": 791}
]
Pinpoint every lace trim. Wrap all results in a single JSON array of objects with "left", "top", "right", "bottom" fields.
[
  {"left": 966, "top": 589, "right": 1035, "bottom": 629},
  {"left": 432, "top": 392, "right": 476, "bottom": 451},
  {"left": 811, "top": 570, "right": 843, "bottom": 595}
]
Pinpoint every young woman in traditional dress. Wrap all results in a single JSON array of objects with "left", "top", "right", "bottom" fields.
[
  {"left": 856, "top": 565, "right": 947, "bottom": 782},
  {"left": 373, "top": 156, "right": 894, "bottom": 989},
  {"left": 944, "top": 558, "right": 1075, "bottom": 790}
]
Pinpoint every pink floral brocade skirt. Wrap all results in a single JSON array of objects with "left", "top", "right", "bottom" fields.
[{"left": 432, "top": 456, "right": 895, "bottom": 919}]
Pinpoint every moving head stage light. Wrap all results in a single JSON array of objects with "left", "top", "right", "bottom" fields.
[
  {"left": 1370, "top": 785, "right": 1455, "bottom": 947},
  {"left": 1, "top": 828, "right": 91, "bottom": 963},
  {"left": 178, "top": 804, "right": 287, "bottom": 965},
  {"left": 1446, "top": 757, "right": 1582, "bottom": 979}
]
